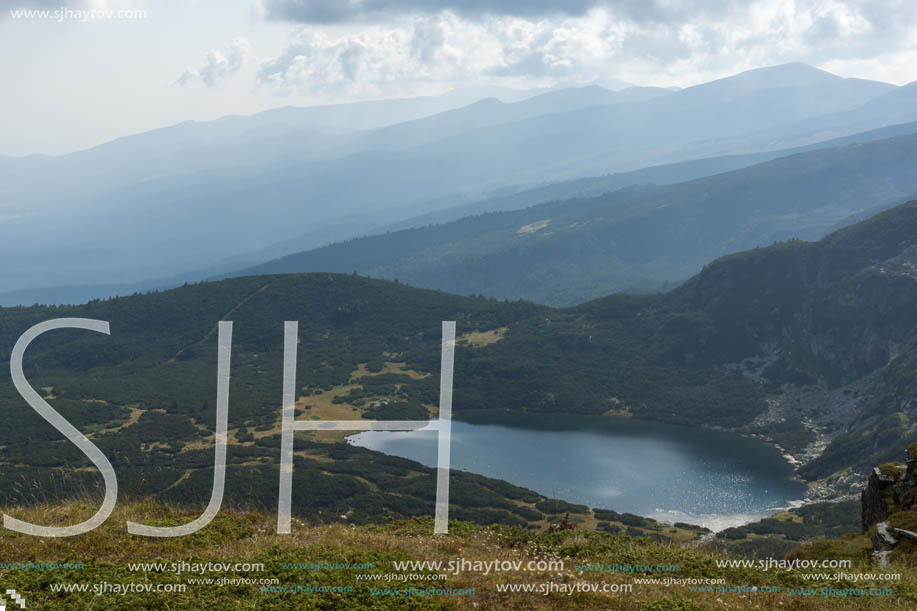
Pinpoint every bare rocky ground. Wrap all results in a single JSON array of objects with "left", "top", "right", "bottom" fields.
[{"left": 724, "top": 348, "right": 879, "bottom": 503}]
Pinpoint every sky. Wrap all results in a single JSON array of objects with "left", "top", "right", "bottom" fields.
[{"left": 1, "top": 0, "right": 916, "bottom": 156}]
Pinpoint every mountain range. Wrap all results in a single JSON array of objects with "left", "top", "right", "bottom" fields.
[
  {"left": 240, "top": 126, "right": 917, "bottom": 305},
  {"left": 1, "top": 63, "right": 915, "bottom": 306}
]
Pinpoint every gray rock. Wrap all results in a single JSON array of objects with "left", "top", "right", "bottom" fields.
[
  {"left": 862, "top": 469, "right": 898, "bottom": 531},
  {"left": 872, "top": 521, "right": 898, "bottom": 550}
]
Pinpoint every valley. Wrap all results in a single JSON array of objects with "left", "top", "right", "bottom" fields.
[
  {"left": 7, "top": 9, "right": 917, "bottom": 606},
  {"left": 5, "top": 199, "right": 917, "bottom": 537}
]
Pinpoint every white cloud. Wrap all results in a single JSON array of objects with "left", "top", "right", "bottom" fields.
[
  {"left": 256, "top": 12, "right": 620, "bottom": 96},
  {"left": 177, "top": 37, "right": 252, "bottom": 87},
  {"left": 252, "top": 0, "right": 917, "bottom": 97},
  {"left": 257, "top": 0, "right": 602, "bottom": 23}
]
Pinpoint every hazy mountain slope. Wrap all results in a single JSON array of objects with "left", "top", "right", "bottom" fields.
[
  {"left": 353, "top": 85, "right": 672, "bottom": 150},
  {"left": 240, "top": 130, "right": 917, "bottom": 305},
  {"left": 7, "top": 119, "right": 915, "bottom": 309},
  {"left": 0, "top": 89, "right": 559, "bottom": 288},
  {"left": 0, "top": 93, "right": 479, "bottom": 200},
  {"left": 0, "top": 65, "right": 898, "bottom": 297},
  {"left": 377, "top": 119, "right": 917, "bottom": 231},
  {"left": 0, "top": 89, "right": 536, "bottom": 187},
  {"left": 379, "top": 63, "right": 896, "bottom": 185},
  {"left": 736, "top": 81, "right": 917, "bottom": 151}
]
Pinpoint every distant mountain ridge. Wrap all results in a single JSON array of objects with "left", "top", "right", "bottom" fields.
[
  {"left": 375, "top": 119, "right": 917, "bottom": 231},
  {"left": 6, "top": 117, "right": 917, "bottom": 309},
  {"left": 0, "top": 63, "right": 907, "bottom": 300},
  {"left": 238, "top": 128, "right": 917, "bottom": 305}
]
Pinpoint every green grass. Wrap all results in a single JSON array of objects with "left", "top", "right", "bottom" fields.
[{"left": 1, "top": 501, "right": 915, "bottom": 609}]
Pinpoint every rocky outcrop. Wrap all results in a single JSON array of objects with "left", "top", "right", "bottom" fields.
[
  {"left": 862, "top": 468, "right": 899, "bottom": 531},
  {"left": 862, "top": 447, "right": 917, "bottom": 531},
  {"left": 894, "top": 459, "right": 917, "bottom": 506},
  {"left": 862, "top": 446, "right": 917, "bottom": 562}
]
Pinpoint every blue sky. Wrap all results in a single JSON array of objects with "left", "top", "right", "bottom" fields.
[{"left": 2, "top": 0, "right": 916, "bottom": 156}]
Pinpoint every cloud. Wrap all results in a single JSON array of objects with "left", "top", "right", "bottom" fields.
[
  {"left": 255, "top": 1, "right": 917, "bottom": 96},
  {"left": 177, "top": 37, "right": 252, "bottom": 87},
  {"left": 256, "top": 11, "right": 634, "bottom": 96},
  {"left": 257, "top": 0, "right": 603, "bottom": 23},
  {"left": 256, "top": 0, "right": 916, "bottom": 37},
  {"left": 257, "top": 27, "right": 416, "bottom": 97}
]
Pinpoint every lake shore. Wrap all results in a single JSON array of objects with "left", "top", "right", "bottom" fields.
[{"left": 349, "top": 410, "right": 807, "bottom": 531}]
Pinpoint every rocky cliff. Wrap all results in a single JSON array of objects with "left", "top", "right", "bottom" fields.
[{"left": 860, "top": 444, "right": 917, "bottom": 564}]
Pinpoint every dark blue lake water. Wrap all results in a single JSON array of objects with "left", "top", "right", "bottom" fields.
[{"left": 347, "top": 412, "right": 806, "bottom": 530}]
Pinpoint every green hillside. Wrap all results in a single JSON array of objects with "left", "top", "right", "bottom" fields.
[
  {"left": 5, "top": 200, "right": 917, "bottom": 534},
  {"left": 0, "top": 270, "right": 760, "bottom": 522}
]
